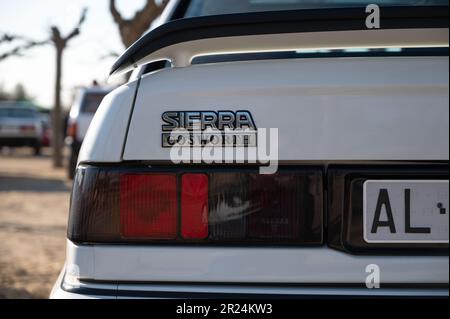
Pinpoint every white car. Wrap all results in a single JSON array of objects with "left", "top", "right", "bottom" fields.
[
  {"left": 51, "top": 0, "right": 449, "bottom": 298},
  {"left": 65, "top": 87, "right": 112, "bottom": 178},
  {"left": 0, "top": 102, "right": 44, "bottom": 155}
]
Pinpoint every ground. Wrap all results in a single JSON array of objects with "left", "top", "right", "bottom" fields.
[{"left": 0, "top": 147, "right": 71, "bottom": 299}]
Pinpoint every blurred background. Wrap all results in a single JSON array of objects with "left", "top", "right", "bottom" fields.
[{"left": 0, "top": 0, "right": 167, "bottom": 298}]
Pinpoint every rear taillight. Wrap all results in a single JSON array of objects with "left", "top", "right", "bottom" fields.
[
  {"left": 181, "top": 173, "right": 209, "bottom": 239},
  {"left": 67, "top": 122, "right": 77, "bottom": 138},
  {"left": 120, "top": 174, "right": 177, "bottom": 239},
  {"left": 68, "top": 166, "right": 323, "bottom": 245},
  {"left": 20, "top": 125, "right": 35, "bottom": 132}
]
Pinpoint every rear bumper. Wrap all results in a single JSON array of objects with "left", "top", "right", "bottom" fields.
[
  {"left": 63, "top": 241, "right": 449, "bottom": 283},
  {"left": 50, "top": 268, "right": 115, "bottom": 299},
  {"left": 50, "top": 241, "right": 449, "bottom": 299},
  {"left": 50, "top": 274, "right": 449, "bottom": 299},
  {"left": 0, "top": 137, "right": 40, "bottom": 147}
]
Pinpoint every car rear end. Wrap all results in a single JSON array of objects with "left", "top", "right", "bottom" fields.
[
  {"left": 51, "top": 0, "right": 449, "bottom": 299},
  {"left": 0, "top": 103, "right": 44, "bottom": 155}
]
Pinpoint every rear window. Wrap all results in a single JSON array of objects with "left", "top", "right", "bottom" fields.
[
  {"left": 185, "top": 0, "right": 448, "bottom": 17},
  {"left": 0, "top": 108, "right": 35, "bottom": 118},
  {"left": 80, "top": 93, "right": 107, "bottom": 114}
]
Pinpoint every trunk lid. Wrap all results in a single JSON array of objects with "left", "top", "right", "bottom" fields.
[{"left": 123, "top": 54, "right": 449, "bottom": 161}]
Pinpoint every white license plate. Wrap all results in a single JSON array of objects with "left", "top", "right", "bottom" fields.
[
  {"left": 363, "top": 180, "right": 449, "bottom": 243},
  {"left": 0, "top": 126, "right": 20, "bottom": 134}
]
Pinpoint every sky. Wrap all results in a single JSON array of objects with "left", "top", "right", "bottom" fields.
[{"left": 0, "top": 0, "right": 151, "bottom": 109}]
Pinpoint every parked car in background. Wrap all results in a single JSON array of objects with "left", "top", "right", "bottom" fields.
[
  {"left": 66, "top": 87, "right": 112, "bottom": 178},
  {"left": 0, "top": 101, "right": 44, "bottom": 155}
]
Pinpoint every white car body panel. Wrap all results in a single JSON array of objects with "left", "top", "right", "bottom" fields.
[
  {"left": 63, "top": 241, "right": 448, "bottom": 284},
  {"left": 78, "top": 82, "right": 137, "bottom": 164},
  {"left": 74, "top": 114, "right": 94, "bottom": 143},
  {"left": 124, "top": 56, "right": 449, "bottom": 161}
]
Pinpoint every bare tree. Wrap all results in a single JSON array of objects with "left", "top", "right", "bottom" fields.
[
  {"left": 109, "top": 0, "right": 168, "bottom": 48},
  {"left": 0, "top": 8, "right": 87, "bottom": 167},
  {"left": 49, "top": 8, "right": 87, "bottom": 167}
]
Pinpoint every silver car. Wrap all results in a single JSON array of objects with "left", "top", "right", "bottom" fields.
[{"left": 0, "top": 102, "right": 44, "bottom": 155}]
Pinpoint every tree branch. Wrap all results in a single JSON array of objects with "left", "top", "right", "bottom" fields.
[
  {"left": 0, "top": 33, "right": 22, "bottom": 44},
  {"left": 109, "top": 0, "right": 125, "bottom": 25},
  {"left": 99, "top": 50, "right": 120, "bottom": 60},
  {"left": 0, "top": 37, "right": 48, "bottom": 61},
  {"left": 64, "top": 7, "right": 88, "bottom": 42},
  {"left": 109, "top": 0, "right": 169, "bottom": 48},
  {"left": 133, "top": 0, "right": 168, "bottom": 25},
  {"left": 133, "top": 0, "right": 158, "bottom": 21},
  {"left": 49, "top": 8, "right": 87, "bottom": 50},
  {"left": 0, "top": 33, "right": 44, "bottom": 45},
  {"left": 50, "top": 26, "right": 62, "bottom": 42}
]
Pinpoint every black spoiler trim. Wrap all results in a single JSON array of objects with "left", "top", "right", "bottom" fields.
[{"left": 110, "top": 6, "right": 449, "bottom": 76}]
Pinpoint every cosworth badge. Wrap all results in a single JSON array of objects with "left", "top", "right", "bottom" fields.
[{"left": 161, "top": 111, "right": 257, "bottom": 147}]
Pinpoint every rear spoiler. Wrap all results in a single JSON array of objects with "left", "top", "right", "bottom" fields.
[{"left": 109, "top": 6, "right": 449, "bottom": 76}]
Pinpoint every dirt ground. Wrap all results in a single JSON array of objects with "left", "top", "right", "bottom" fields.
[{"left": 0, "top": 147, "right": 71, "bottom": 299}]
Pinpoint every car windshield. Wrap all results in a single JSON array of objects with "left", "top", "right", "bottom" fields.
[
  {"left": 80, "top": 93, "right": 107, "bottom": 114},
  {"left": 0, "top": 108, "right": 35, "bottom": 118},
  {"left": 184, "top": 0, "right": 448, "bottom": 17}
]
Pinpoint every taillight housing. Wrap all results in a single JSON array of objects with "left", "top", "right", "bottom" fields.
[
  {"left": 67, "top": 121, "right": 77, "bottom": 139},
  {"left": 20, "top": 125, "right": 36, "bottom": 132},
  {"left": 68, "top": 165, "right": 323, "bottom": 245}
]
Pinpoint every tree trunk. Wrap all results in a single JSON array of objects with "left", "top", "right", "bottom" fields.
[{"left": 52, "top": 46, "right": 63, "bottom": 168}]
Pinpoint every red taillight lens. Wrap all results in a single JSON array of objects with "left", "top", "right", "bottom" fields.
[
  {"left": 120, "top": 174, "right": 177, "bottom": 239},
  {"left": 181, "top": 174, "right": 208, "bottom": 239},
  {"left": 67, "top": 122, "right": 77, "bottom": 138},
  {"left": 68, "top": 166, "right": 323, "bottom": 245},
  {"left": 20, "top": 125, "right": 35, "bottom": 132}
]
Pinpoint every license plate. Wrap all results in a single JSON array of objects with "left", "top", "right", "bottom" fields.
[
  {"left": 363, "top": 180, "right": 449, "bottom": 243},
  {"left": 0, "top": 125, "right": 19, "bottom": 134}
]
